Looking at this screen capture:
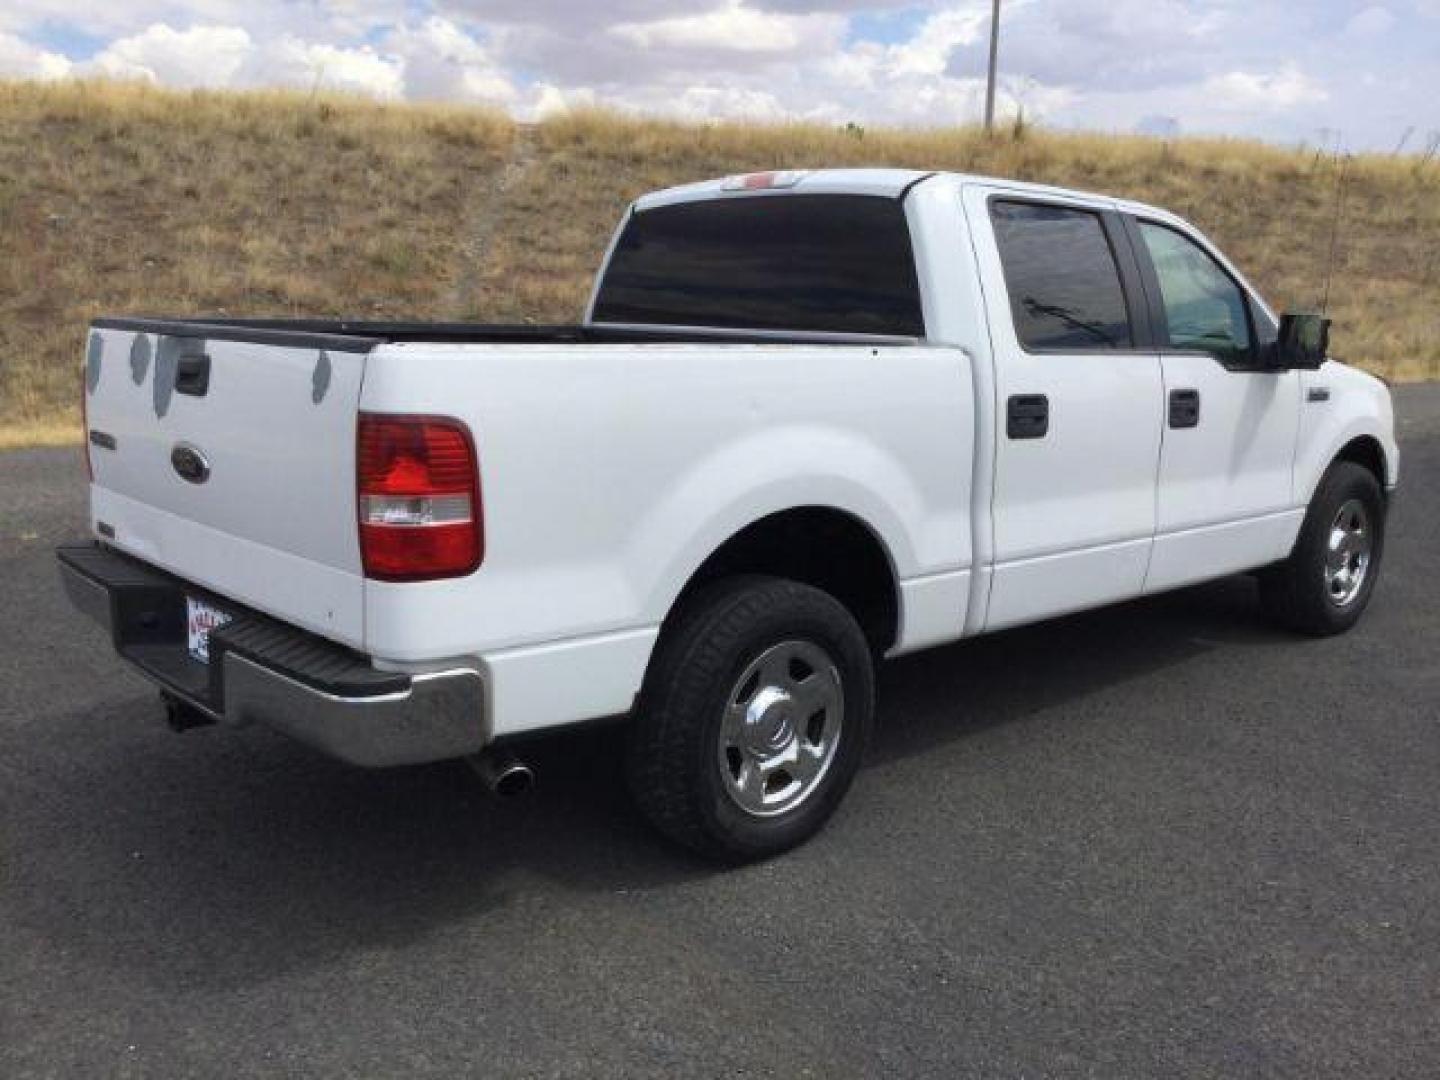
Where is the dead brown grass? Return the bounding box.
[0,80,512,437]
[0,419,78,450]
[2,82,1436,444]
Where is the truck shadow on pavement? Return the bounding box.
[12,574,1298,993]
[871,573,1294,763]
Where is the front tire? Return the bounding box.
[626,575,875,863]
[1260,461,1386,636]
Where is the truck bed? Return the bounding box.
[91,316,918,350]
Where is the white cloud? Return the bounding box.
[484,0,1054,129]
[570,81,791,122]
[532,1,1056,129]
[84,24,252,87]
[69,20,403,98]
[1204,64,1329,110]
[0,31,71,79]
[439,0,696,29]
[525,82,596,118]
[1344,5,1397,36]
[751,0,917,9]
[889,4,990,77]
[0,1,409,39]
[610,2,843,56]
[241,37,403,98]
[946,0,1228,92]
[385,16,517,103]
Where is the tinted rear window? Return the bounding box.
[592,195,924,337]
[990,201,1134,350]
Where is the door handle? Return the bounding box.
[174,352,211,397]
[1007,394,1049,439]
[1168,388,1200,429]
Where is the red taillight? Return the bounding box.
[357,414,483,581]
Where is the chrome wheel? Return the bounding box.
[717,640,844,818]
[1324,498,1372,608]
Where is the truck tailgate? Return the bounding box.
[83,320,375,648]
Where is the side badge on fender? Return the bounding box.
[171,442,211,484]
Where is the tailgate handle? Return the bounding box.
[175,352,211,397]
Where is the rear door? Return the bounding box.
[83,321,373,647]
[963,187,1163,631]
[1123,217,1301,592]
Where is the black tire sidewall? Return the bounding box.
[1290,462,1386,633]
[692,598,873,859]
[631,576,875,861]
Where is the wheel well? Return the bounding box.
[678,508,900,653]
[1335,436,1387,489]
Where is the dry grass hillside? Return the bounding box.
[2,80,1437,446]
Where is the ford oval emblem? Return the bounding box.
[171,442,211,484]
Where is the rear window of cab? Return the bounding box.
[591,194,925,338]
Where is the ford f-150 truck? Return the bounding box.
[59,168,1398,861]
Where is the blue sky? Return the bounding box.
[846,7,930,45]
[1,1,1437,150]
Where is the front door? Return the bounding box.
[1124,216,1301,593]
[964,188,1164,631]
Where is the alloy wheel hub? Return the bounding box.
[716,640,844,818]
[1324,498,1373,608]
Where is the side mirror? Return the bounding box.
[1274,311,1331,370]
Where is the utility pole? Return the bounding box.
[984,0,1001,131]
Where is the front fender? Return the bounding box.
[1294,362,1399,506]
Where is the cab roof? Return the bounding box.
[632,169,933,209]
[632,168,1174,223]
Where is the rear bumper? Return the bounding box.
[57,543,487,767]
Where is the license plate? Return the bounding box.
[186,596,233,664]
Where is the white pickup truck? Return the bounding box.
[60,168,1398,861]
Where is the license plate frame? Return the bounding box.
[186,595,233,664]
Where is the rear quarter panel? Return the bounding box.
[358,342,975,664]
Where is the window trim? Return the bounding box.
[986,195,1157,357]
[1120,214,1266,372]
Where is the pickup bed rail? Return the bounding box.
[91,316,920,349]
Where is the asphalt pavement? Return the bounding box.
[3,386,1438,1078]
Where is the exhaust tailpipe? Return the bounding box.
[468,747,535,798]
[160,690,215,732]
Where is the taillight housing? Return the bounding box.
[357,413,483,581]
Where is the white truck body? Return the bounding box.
[66,169,1399,762]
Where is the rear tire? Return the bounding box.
[1260,461,1385,636]
[626,575,875,863]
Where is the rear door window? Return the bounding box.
[591,195,924,337]
[990,201,1135,350]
